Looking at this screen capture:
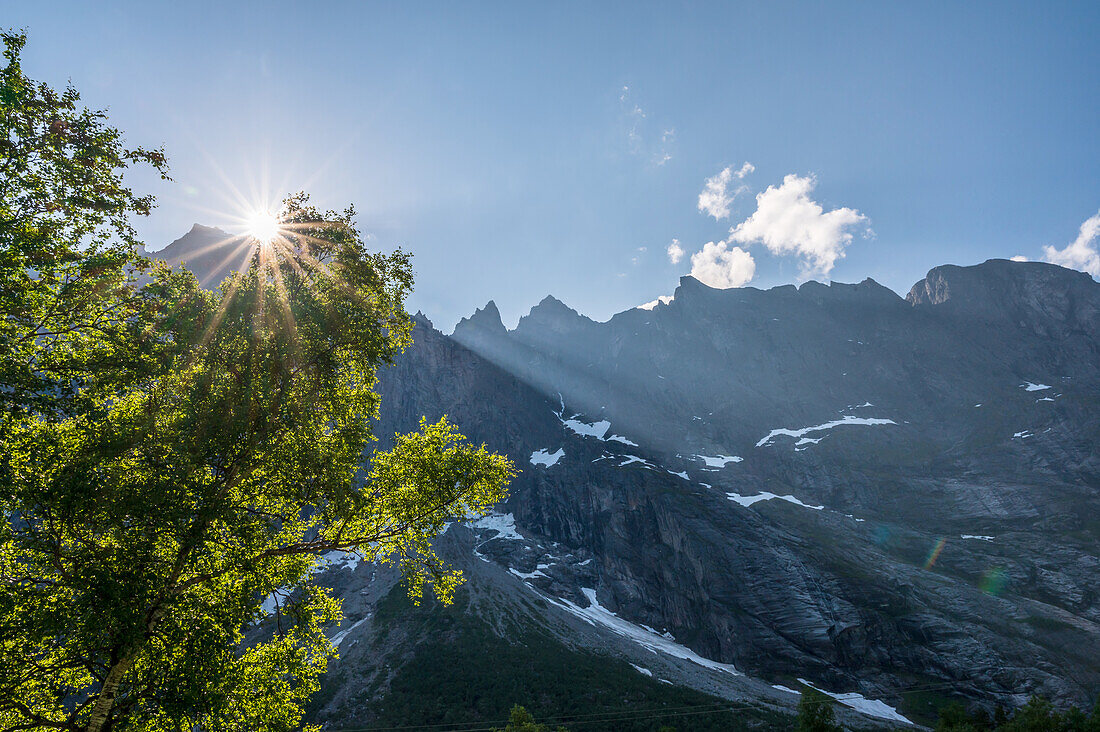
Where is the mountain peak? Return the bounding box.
[452,300,506,337]
[907,258,1100,336]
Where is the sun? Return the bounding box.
[245,210,280,243]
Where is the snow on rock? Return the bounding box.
[562,417,612,439]
[630,663,654,677]
[961,535,994,541]
[530,448,565,467]
[619,455,655,468]
[554,398,638,446]
[469,512,524,541]
[315,550,361,573]
[547,588,741,676]
[727,492,824,511]
[560,415,637,446]
[797,678,913,725]
[756,415,896,448]
[328,616,370,649]
[510,568,548,580]
[1021,382,1052,392]
[693,454,743,468]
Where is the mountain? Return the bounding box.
[156,235,1100,728]
[146,224,251,286]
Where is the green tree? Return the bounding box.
[935,701,985,732]
[0,31,512,732]
[796,688,842,732]
[492,705,569,732]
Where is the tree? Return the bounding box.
[796,688,842,732]
[0,31,513,732]
[492,705,569,732]
[935,701,985,732]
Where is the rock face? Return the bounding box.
[155,232,1100,725]
[443,259,1100,714]
[145,224,251,286]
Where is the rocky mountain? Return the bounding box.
[145,224,251,286]
[155,233,1100,729]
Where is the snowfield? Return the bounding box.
[529,448,564,467]
[693,454,743,468]
[1020,381,1051,391]
[547,588,741,676]
[798,678,912,725]
[727,492,824,511]
[756,415,896,447]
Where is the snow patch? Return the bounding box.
[727,492,824,511]
[693,454,743,468]
[772,684,800,695]
[667,470,690,480]
[316,550,361,573]
[555,401,637,446]
[328,616,369,649]
[630,663,654,677]
[469,513,524,541]
[562,417,611,439]
[619,455,655,468]
[547,588,741,676]
[530,448,564,467]
[961,535,994,541]
[797,679,912,725]
[1013,430,1033,439]
[757,415,896,448]
[510,568,548,580]
[1021,382,1051,392]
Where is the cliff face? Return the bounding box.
[442,260,1100,711]
[157,231,1100,724]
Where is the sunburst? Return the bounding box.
[244,209,281,244]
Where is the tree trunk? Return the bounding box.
[84,652,136,732]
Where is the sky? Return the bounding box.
[9,1,1100,329]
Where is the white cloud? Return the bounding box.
[690,241,756,288]
[697,163,752,220]
[1010,255,1028,262]
[1042,211,1100,277]
[728,174,866,278]
[638,295,674,311]
[666,239,685,264]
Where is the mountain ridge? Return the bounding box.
[154,228,1100,726]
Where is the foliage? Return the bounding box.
[492,705,569,732]
[0,31,512,732]
[936,695,1100,732]
[796,687,842,732]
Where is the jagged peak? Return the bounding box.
[188,223,230,236]
[452,300,506,336]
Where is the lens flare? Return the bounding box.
[923,537,946,569]
[980,567,1008,595]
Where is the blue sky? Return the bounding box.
[9,1,1100,328]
